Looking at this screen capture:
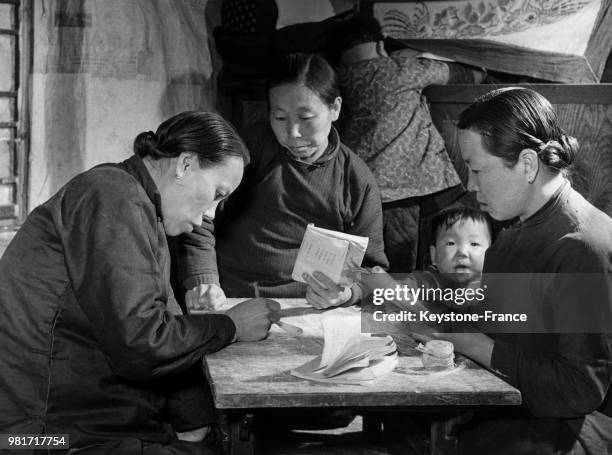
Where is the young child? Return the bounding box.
[425,206,492,289]
[334,13,485,273]
[357,207,492,309]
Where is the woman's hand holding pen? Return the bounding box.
[225,298,280,342]
[249,281,303,335]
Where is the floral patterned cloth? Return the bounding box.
[337,50,461,203]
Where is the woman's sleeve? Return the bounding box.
[173,217,220,290]
[61,174,235,382]
[492,333,612,418]
[490,239,612,417]
[173,123,263,290]
[392,50,450,88]
[346,166,389,270]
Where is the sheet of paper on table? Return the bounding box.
[221,298,359,339]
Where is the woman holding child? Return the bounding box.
[315,86,612,452]
[429,88,612,453]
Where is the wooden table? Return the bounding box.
[203,299,521,455]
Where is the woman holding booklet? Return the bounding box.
[414,88,612,454]
[178,52,388,305]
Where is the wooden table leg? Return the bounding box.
[218,412,255,455]
[430,411,474,455]
[362,412,384,443]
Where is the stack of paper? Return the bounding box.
[291,312,398,384]
[291,224,369,285]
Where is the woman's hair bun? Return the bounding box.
[132,111,249,167]
[133,130,159,158]
[538,134,577,171]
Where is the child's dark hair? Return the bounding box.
[335,12,384,53]
[267,53,340,105]
[457,88,577,176]
[133,111,249,168]
[431,207,493,244]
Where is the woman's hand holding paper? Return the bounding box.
[303,271,354,309]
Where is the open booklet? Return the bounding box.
[291,224,369,286]
[291,312,398,384]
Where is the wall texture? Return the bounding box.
[29,0,222,208]
[27,0,353,210]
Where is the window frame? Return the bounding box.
[0,0,31,226]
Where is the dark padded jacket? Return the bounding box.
[0,155,235,449]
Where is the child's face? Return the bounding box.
[429,219,491,284]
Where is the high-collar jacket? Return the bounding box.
[0,155,235,448]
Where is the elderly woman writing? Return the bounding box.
[0,112,278,454]
[419,88,612,453]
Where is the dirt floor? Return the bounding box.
[254,415,431,455]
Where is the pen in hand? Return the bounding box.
[250,281,303,337]
[273,319,303,336]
